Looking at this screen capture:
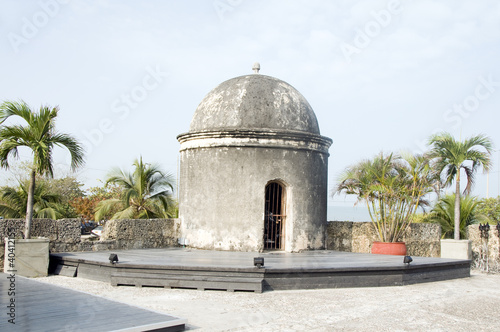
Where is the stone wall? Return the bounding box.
[1,218,180,269]
[0,218,82,268]
[467,224,500,272]
[2,218,444,269]
[102,218,180,249]
[326,221,442,257]
[0,218,81,251]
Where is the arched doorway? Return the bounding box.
[264,181,286,250]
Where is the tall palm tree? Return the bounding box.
[429,194,488,239]
[94,157,176,221]
[0,182,64,219]
[0,100,84,238]
[428,133,493,240]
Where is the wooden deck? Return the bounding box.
[50,248,471,292]
[0,272,186,332]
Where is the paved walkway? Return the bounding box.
[34,270,500,331]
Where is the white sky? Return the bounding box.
[1,0,500,210]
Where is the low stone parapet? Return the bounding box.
[102,218,180,249]
[326,221,441,257]
[1,218,181,269]
[1,218,82,268]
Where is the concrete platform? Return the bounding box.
[50,248,471,293]
[0,272,186,332]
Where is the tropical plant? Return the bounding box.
[71,182,122,221]
[335,152,434,242]
[0,182,65,219]
[428,132,493,240]
[0,160,85,217]
[94,157,176,221]
[3,160,85,198]
[476,196,500,224]
[428,194,489,239]
[0,100,84,238]
[42,176,85,218]
[409,212,432,224]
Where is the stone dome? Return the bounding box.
[189,73,321,135]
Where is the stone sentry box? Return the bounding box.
[177,64,332,252]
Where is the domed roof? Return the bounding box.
[189,71,321,135]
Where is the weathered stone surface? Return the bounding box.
[352,222,377,253]
[0,219,24,239]
[467,224,500,272]
[326,221,353,252]
[4,238,49,277]
[90,240,117,251]
[0,218,80,243]
[1,218,180,269]
[189,74,321,134]
[178,71,332,252]
[327,221,441,257]
[102,218,180,249]
[404,223,442,257]
[1,218,82,268]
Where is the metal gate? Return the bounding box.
[264,182,286,250]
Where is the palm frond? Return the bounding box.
[51,133,85,170]
[0,100,33,124]
[94,157,176,221]
[95,198,124,221]
[429,194,488,238]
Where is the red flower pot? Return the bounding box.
[371,242,407,256]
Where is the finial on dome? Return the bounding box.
[252,62,260,74]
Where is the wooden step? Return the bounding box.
[110,271,264,293]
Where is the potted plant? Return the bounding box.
[427,132,493,260]
[335,152,434,255]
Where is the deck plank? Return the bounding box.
[0,273,186,332]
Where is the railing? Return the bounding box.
[264,213,284,250]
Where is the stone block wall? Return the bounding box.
[1,218,82,268]
[2,218,444,269]
[404,223,442,257]
[1,218,180,269]
[467,224,500,272]
[326,221,441,257]
[102,218,181,249]
[1,218,81,249]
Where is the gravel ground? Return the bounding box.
[36,271,500,331]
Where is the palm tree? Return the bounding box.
[94,157,176,221]
[0,182,64,219]
[429,194,488,239]
[428,133,493,240]
[335,152,434,242]
[0,100,84,238]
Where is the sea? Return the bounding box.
[327,204,371,222]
